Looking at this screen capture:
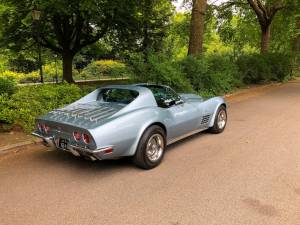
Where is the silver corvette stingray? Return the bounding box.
[32,84,227,169]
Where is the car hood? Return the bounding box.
[40,101,126,129]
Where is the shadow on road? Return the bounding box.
[167,130,210,151]
[32,148,135,175]
[29,130,210,174]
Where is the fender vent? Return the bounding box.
[201,115,211,124]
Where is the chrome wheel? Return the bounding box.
[146,134,164,162]
[217,109,227,129]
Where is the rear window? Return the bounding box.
[98,88,139,104]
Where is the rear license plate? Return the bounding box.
[58,138,69,150]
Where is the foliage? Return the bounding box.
[6,70,34,82]
[236,53,293,83]
[217,12,260,55]
[0,70,39,83]
[43,61,62,81]
[80,60,132,80]
[0,76,16,95]
[8,54,38,73]
[109,0,173,55]
[181,54,241,95]
[163,12,190,59]
[216,0,300,54]
[0,0,174,82]
[0,83,84,132]
[130,53,193,92]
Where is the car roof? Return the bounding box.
[102,83,171,92]
[134,83,171,89]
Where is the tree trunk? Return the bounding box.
[188,0,207,56]
[246,0,285,55]
[62,52,75,83]
[260,24,271,54]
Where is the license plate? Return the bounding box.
[58,138,69,150]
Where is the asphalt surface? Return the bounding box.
[1,80,300,225]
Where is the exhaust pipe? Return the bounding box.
[84,155,97,161]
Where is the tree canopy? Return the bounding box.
[0,0,173,82]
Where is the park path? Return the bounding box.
[1,79,300,225]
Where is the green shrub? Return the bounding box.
[181,54,241,95]
[0,70,40,83]
[236,53,293,84]
[80,60,132,80]
[265,53,293,82]
[0,77,16,95]
[130,53,193,92]
[42,62,63,82]
[0,83,84,132]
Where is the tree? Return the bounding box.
[140,0,173,57]
[104,0,173,60]
[292,18,300,65]
[188,0,207,55]
[246,0,285,54]
[163,13,191,59]
[0,0,140,83]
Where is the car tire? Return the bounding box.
[133,125,166,169]
[208,105,227,134]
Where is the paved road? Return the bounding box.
[1,80,300,225]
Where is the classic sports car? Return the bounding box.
[32,84,227,169]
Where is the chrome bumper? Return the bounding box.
[32,132,56,149]
[32,132,114,160]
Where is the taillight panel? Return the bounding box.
[38,123,51,134]
[44,124,51,134]
[37,123,43,132]
[82,133,90,144]
[73,131,81,142]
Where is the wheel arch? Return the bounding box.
[128,121,167,156]
[208,100,227,128]
[146,122,167,136]
[221,103,227,108]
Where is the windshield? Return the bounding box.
[98,88,139,104]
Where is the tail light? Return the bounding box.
[38,123,50,134]
[73,131,81,142]
[103,147,113,154]
[82,133,90,144]
[43,124,51,134]
[38,123,43,132]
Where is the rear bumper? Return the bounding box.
[32,132,114,160]
[32,132,56,149]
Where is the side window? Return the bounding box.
[146,86,181,108]
[98,88,139,104]
[165,87,181,102]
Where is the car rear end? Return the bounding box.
[32,119,114,161]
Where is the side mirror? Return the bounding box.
[175,99,184,105]
[164,99,184,107]
[164,99,175,107]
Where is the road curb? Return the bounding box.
[0,139,43,156]
[225,82,282,103]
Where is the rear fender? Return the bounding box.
[89,107,168,157]
[127,119,167,156]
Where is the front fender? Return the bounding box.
[208,97,227,127]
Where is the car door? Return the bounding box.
[166,100,201,140]
[160,87,201,140]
